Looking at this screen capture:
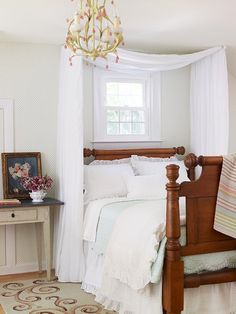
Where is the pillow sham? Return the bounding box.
[90,157,130,165]
[131,155,178,175]
[84,163,135,204]
[126,161,189,199]
[131,158,188,181]
[126,175,166,199]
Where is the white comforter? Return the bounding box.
[83,197,185,291]
[103,198,185,290]
[104,200,165,290]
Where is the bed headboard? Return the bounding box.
[84,146,185,160]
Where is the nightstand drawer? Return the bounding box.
[0,209,37,223]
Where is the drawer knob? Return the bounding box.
[11,213,15,218]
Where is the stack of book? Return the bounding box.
[0,199,21,206]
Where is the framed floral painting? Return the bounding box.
[1,152,42,199]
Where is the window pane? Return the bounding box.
[106,94,119,107]
[107,110,119,122]
[120,123,132,134]
[119,83,143,97]
[132,111,145,122]
[107,122,119,135]
[106,82,143,107]
[120,110,131,122]
[132,123,145,134]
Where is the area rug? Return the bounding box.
[0,278,115,314]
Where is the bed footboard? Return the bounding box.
[163,155,236,313]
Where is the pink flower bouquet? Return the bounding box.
[20,175,53,192]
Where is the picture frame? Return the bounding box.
[1,152,42,199]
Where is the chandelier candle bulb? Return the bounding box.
[113,17,122,34]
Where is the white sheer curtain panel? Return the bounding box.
[55,48,85,282]
[190,48,229,155]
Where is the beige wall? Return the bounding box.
[0,42,60,186]
[0,42,60,274]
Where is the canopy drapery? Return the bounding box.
[55,46,229,282]
[55,49,85,282]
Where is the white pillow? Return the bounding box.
[126,161,189,199]
[84,164,134,204]
[90,157,130,165]
[126,175,166,199]
[131,158,189,182]
[131,155,178,175]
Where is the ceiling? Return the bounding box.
[0,0,236,75]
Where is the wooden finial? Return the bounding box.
[184,153,199,169]
[83,148,95,158]
[184,153,199,181]
[166,164,180,185]
[176,146,185,156]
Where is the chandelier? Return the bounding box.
[65,0,124,63]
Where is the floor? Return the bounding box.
[0,271,48,283]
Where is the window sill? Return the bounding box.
[92,139,164,143]
[91,140,164,150]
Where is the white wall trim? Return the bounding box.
[0,262,46,275]
[0,98,15,275]
[0,98,14,152]
[93,68,162,143]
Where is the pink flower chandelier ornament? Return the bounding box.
[65,0,124,64]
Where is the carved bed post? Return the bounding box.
[163,165,184,314]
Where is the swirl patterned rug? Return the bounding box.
[0,279,115,314]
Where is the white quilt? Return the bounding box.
[103,198,186,290]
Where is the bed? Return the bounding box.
[83,147,236,314]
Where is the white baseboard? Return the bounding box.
[0,262,46,276]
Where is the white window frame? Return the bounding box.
[93,67,161,143]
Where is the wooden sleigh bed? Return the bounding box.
[84,146,236,314]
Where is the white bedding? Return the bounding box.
[82,197,236,314]
[103,199,185,290]
[83,197,128,242]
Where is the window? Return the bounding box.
[94,68,161,142]
[106,81,146,136]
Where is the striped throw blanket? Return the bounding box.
[214,154,236,238]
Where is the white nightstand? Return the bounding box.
[0,198,64,280]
